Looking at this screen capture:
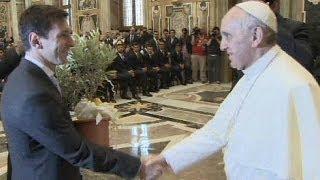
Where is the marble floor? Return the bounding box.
[0,82,231,180]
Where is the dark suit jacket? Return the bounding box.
[125,34,139,46]
[104,38,114,47]
[166,37,179,52]
[0,48,22,80]
[143,53,160,68]
[111,54,134,73]
[157,50,170,67]
[127,52,147,70]
[277,14,314,71]
[171,51,184,66]
[1,59,141,180]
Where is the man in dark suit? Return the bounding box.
[157,41,172,89]
[1,5,141,180]
[167,30,180,53]
[143,44,161,92]
[0,45,23,80]
[171,43,186,85]
[263,0,314,71]
[127,43,152,97]
[111,42,141,100]
[125,27,139,47]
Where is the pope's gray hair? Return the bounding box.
[240,12,277,45]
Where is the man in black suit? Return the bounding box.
[1,5,141,180]
[0,45,23,80]
[127,43,152,97]
[262,0,314,71]
[125,27,139,47]
[112,42,141,100]
[157,41,172,89]
[143,44,161,92]
[167,30,180,53]
[171,43,186,85]
[103,31,113,47]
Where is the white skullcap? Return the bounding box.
[236,1,277,32]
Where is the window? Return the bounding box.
[123,0,133,26]
[123,0,144,26]
[135,0,144,26]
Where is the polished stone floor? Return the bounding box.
[0,82,231,180]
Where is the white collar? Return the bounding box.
[25,53,55,78]
[242,45,279,77]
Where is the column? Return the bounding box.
[25,0,32,8]
[10,0,19,41]
[100,0,111,33]
[43,0,53,5]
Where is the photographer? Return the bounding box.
[206,27,222,83]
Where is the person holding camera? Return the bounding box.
[207,27,222,84]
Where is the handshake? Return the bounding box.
[139,154,170,180]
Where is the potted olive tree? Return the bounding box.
[56,30,118,146]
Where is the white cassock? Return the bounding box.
[162,45,320,180]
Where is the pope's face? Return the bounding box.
[39,21,74,66]
[220,8,253,70]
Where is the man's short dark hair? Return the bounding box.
[132,42,140,47]
[163,29,169,32]
[19,5,68,50]
[146,43,154,49]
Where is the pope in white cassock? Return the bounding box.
[141,1,320,180]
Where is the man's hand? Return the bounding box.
[142,67,147,72]
[140,155,168,180]
[129,70,135,77]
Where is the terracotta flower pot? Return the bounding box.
[73,118,110,147]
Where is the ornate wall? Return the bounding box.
[0,3,10,39]
[147,0,229,35]
[71,0,100,35]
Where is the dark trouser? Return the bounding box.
[171,65,185,84]
[207,54,221,83]
[147,69,160,91]
[159,66,171,88]
[96,80,115,101]
[184,64,192,82]
[118,72,137,96]
[134,70,149,93]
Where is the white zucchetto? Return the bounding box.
[236,1,278,32]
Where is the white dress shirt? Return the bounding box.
[162,45,320,180]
